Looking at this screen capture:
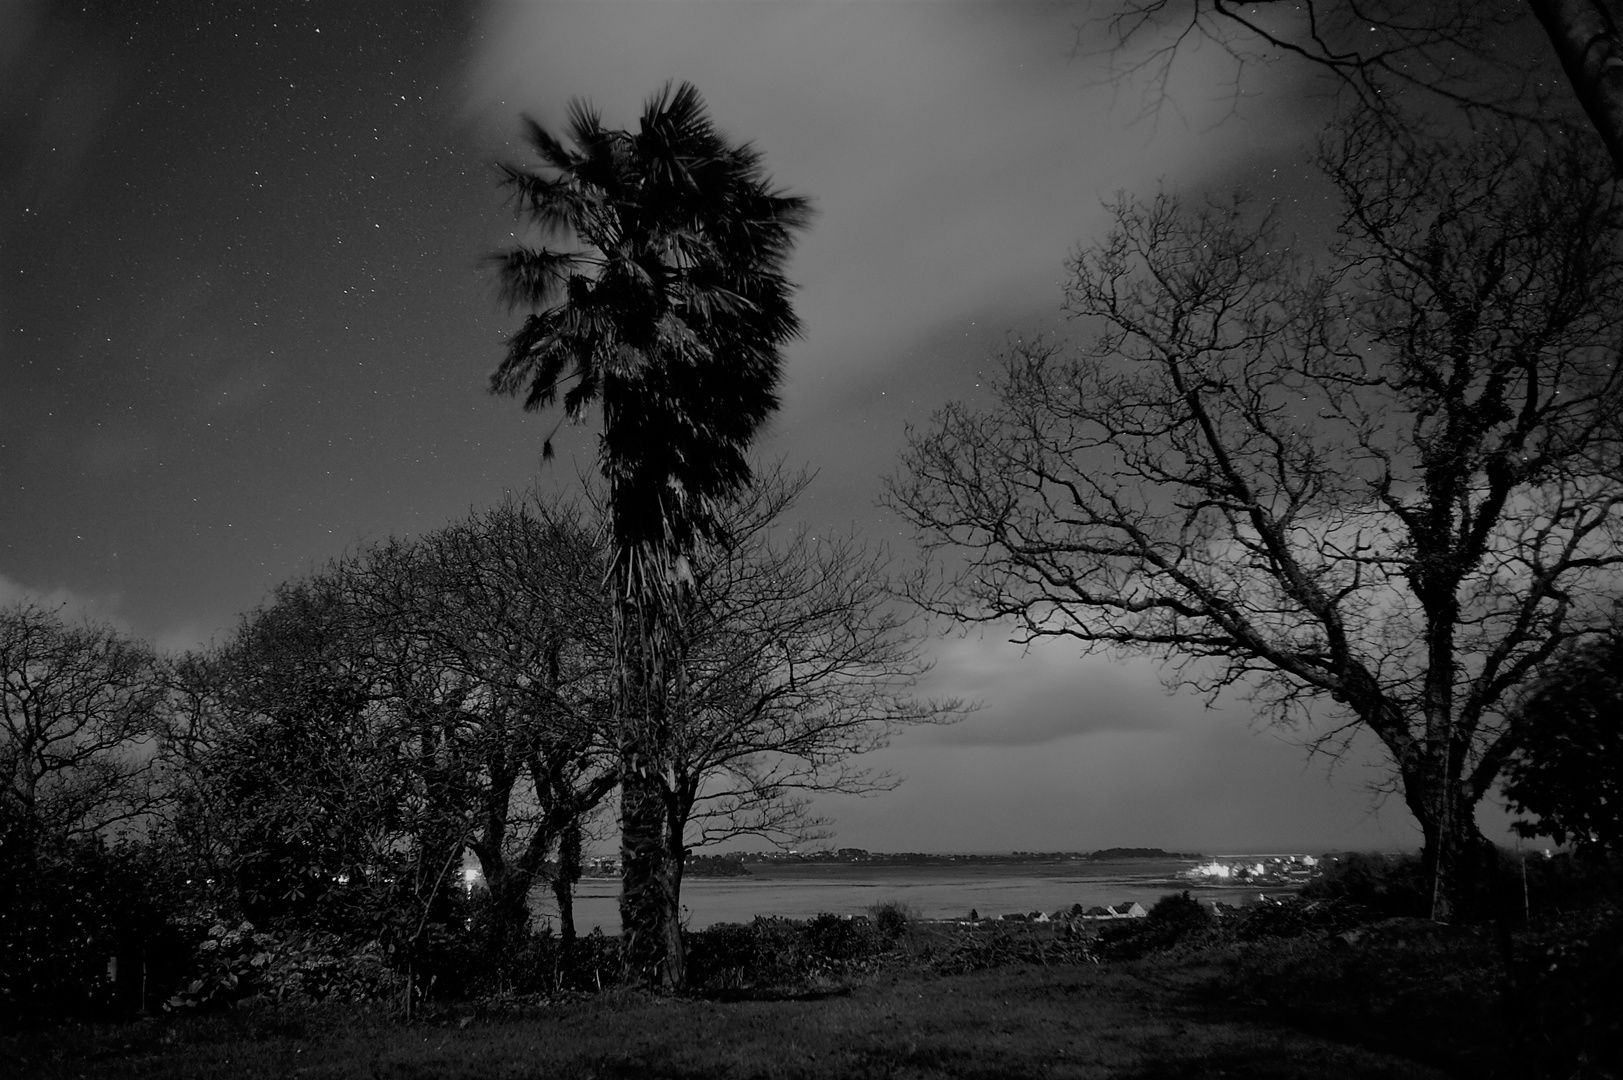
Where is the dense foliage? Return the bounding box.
[1299,852,1430,917]
[1501,634,1623,856]
[0,837,189,1017]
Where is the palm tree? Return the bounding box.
[489,82,811,987]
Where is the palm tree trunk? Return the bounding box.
[619,763,680,984]
[615,587,684,987]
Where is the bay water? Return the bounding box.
[529,858,1288,933]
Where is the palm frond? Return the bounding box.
[565,98,605,154]
[489,82,813,564]
[521,116,579,173]
[497,165,607,246]
[490,246,586,310]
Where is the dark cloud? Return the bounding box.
[1,0,1473,853]
[914,637,1186,748]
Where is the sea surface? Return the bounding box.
[529,858,1294,933]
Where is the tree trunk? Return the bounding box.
[661,794,690,990]
[552,820,581,946]
[1528,0,1623,176]
[612,562,690,989]
[481,858,534,959]
[618,764,682,985]
[1407,776,1490,922]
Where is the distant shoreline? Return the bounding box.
[543,856,1305,930]
[628,847,1210,879]
[734,846,1207,864]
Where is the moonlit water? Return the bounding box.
[529,859,1288,933]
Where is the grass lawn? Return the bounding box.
[5,960,1449,1080]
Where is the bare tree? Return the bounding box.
[1101,1,1623,174]
[888,118,1623,920]
[628,467,954,985]
[377,497,618,948]
[0,602,165,851]
[170,573,417,927]
[171,497,619,954]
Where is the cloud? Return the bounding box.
[0,571,129,629]
[0,571,215,654]
[460,2,1331,413]
[817,718,1425,854]
[915,633,1188,747]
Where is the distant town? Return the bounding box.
[575,849,1332,889]
[585,847,1213,878]
[1180,854,1322,888]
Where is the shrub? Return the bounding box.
[162,912,408,1011]
[1300,847,1619,925]
[925,923,1095,975]
[1094,892,1217,960]
[1230,896,1370,941]
[0,836,192,1017]
[1504,849,1623,916]
[868,900,917,939]
[1300,851,1428,917]
[1149,890,1212,931]
[685,914,896,991]
[804,912,891,967]
[1515,904,1623,1078]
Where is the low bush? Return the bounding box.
[867,901,917,940]
[1230,896,1371,941]
[685,914,897,991]
[0,836,193,1018]
[163,917,405,1010]
[1094,891,1218,960]
[924,922,1095,975]
[1512,903,1623,1079]
[1300,851,1428,917]
[1303,847,1623,925]
[160,879,490,1012]
[1510,849,1623,915]
[1208,902,1623,1078]
[1149,890,1211,931]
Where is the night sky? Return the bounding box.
[2,0,1522,855]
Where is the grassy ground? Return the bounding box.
[5,960,1448,1080]
[8,906,1616,1079]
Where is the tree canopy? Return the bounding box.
[1,602,165,851]
[1501,633,1623,856]
[888,116,1623,919]
[1104,1,1623,173]
[489,80,813,572]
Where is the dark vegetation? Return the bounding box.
[1501,632,1623,856]
[4,854,1618,1078]
[0,468,938,1017]
[8,40,1623,1073]
[3,562,1617,1075]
